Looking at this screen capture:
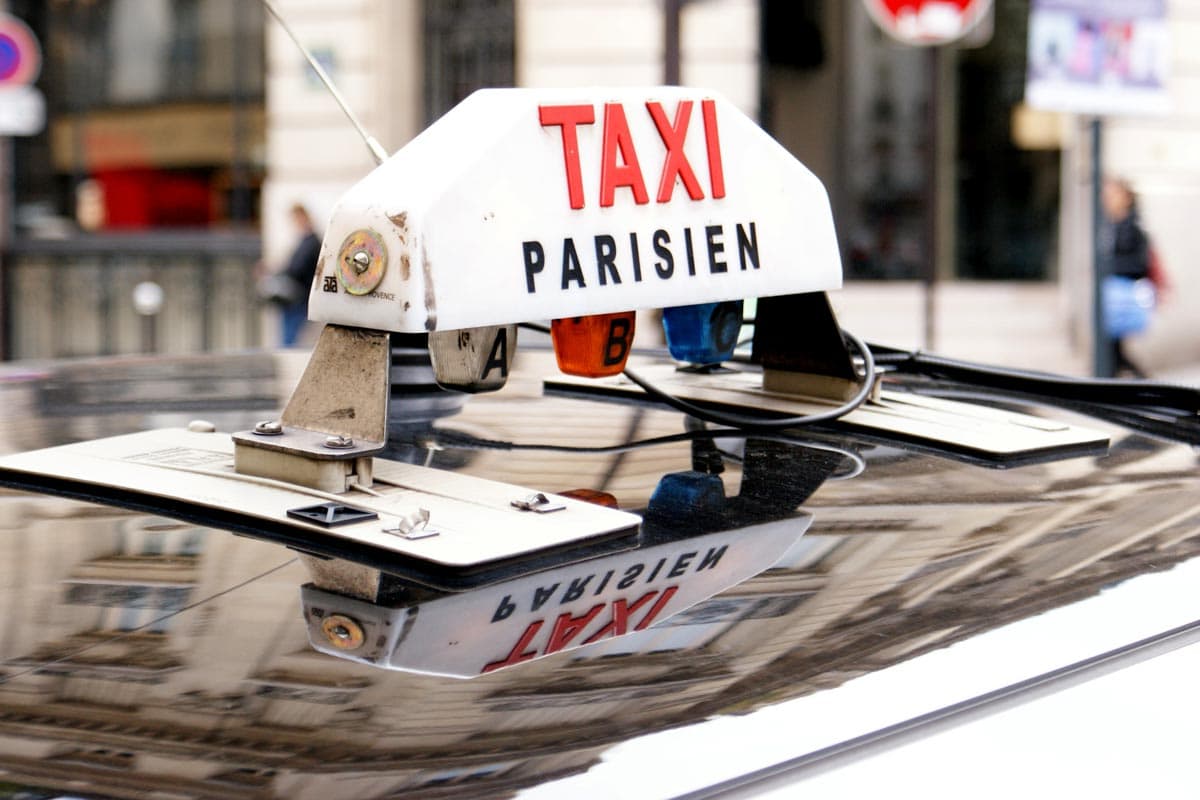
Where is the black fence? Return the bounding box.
[1,232,262,361]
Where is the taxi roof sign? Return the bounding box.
[309,87,842,333]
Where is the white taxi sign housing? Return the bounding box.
[310,87,842,333]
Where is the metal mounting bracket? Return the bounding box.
[752,291,861,401]
[233,324,391,493]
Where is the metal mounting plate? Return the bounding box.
[546,362,1110,466]
[0,428,641,591]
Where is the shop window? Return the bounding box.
[10,0,264,232]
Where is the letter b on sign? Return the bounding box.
[551,311,637,377]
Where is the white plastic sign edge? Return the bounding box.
[309,87,842,333]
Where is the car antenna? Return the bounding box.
[260,0,389,165]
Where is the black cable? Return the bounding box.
[532,313,1196,440]
[621,328,876,430]
[856,344,1200,444]
[420,427,867,479]
[916,383,1200,445]
[871,343,1200,411]
[525,314,873,430]
[732,323,1197,413]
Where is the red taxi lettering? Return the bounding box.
[634,585,678,630]
[539,99,726,209]
[480,586,681,675]
[702,99,726,199]
[600,103,649,207]
[647,100,704,203]
[584,590,659,644]
[539,104,595,210]
[545,604,606,654]
[481,620,544,673]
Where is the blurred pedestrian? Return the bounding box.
[260,203,320,347]
[1100,177,1155,378]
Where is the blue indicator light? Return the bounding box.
[647,471,725,523]
[662,300,744,365]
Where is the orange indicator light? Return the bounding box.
[559,488,620,508]
[550,311,636,377]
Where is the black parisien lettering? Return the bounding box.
[523,222,759,293]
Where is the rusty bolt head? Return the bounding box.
[336,229,387,295]
[320,614,365,650]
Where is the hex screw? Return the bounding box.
[324,434,355,449]
[320,614,365,650]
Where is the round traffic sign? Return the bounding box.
[0,13,41,85]
[863,0,992,46]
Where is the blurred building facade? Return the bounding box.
[262,0,1075,361]
[3,0,1200,374]
[1,0,265,360]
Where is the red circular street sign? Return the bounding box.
[0,12,41,85]
[864,0,992,46]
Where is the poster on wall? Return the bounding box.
[1025,0,1169,116]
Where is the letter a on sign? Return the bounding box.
[429,324,519,392]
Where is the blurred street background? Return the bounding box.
[0,0,1196,379]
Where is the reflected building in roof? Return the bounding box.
[0,355,1198,797]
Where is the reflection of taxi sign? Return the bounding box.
[301,516,811,677]
[310,87,841,384]
[0,13,40,85]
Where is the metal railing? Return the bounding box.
[1,232,262,361]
